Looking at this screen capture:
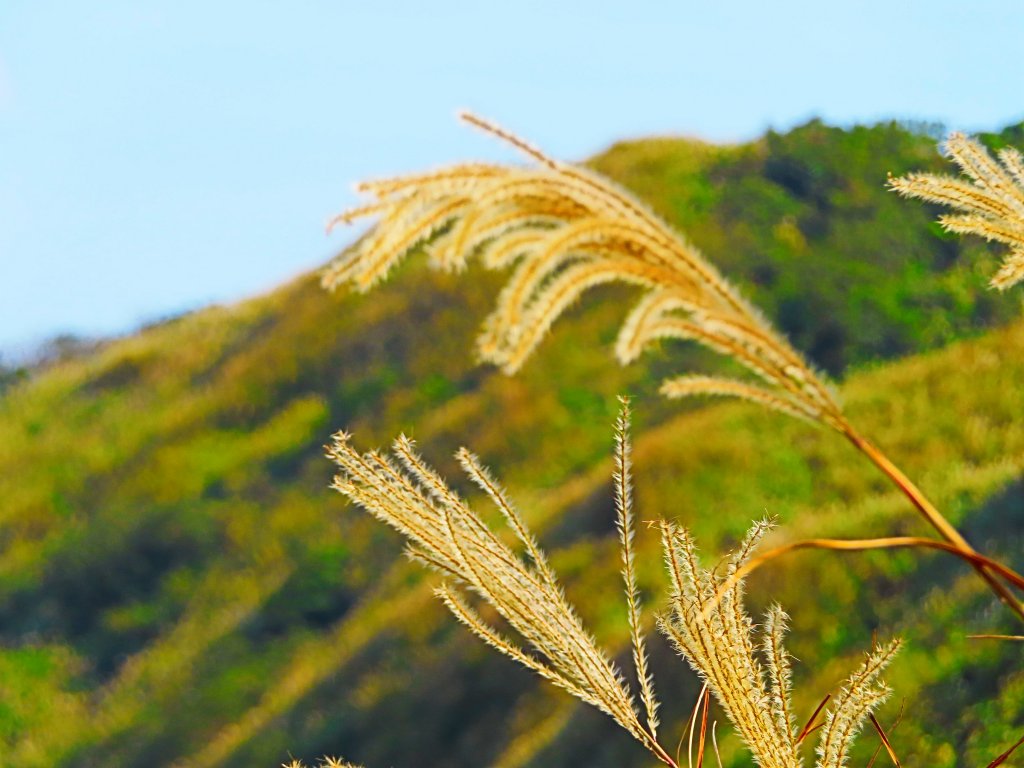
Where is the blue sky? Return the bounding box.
[2,1,1022,359]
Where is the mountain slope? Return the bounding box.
[1,119,1022,767]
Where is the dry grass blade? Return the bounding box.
[695,687,710,768]
[866,700,905,768]
[797,694,831,744]
[684,684,709,768]
[868,713,901,767]
[716,535,1024,602]
[889,131,1024,290]
[839,431,1024,622]
[710,722,723,768]
[967,634,1024,642]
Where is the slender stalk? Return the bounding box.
[703,534,1024,632]
[648,733,679,768]
[838,420,1024,622]
[728,536,1024,595]
[840,423,969,548]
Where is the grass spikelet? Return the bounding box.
[816,639,901,768]
[614,396,660,739]
[763,605,797,751]
[660,375,825,426]
[659,520,899,768]
[889,131,1024,290]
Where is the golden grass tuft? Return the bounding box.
[283,758,362,768]
[324,112,1024,622]
[328,404,898,767]
[658,518,900,768]
[324,112,844,432]
[315,116,1024,766]
[326,427,672,764]
[889,131,1024,290]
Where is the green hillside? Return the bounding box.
[1,119,1022,767]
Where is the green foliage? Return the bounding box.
[1,118,1022,766]
[0,646,86,755]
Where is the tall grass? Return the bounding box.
[325,113,1024,621]
[314,116,1024,765]
[327,401,899,767]
[889,131,1024,291]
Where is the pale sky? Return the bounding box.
[2,1,1023,359]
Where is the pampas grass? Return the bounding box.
[309,117,1024,767]
[327,403,899,767]
[658,518,900,768]
[324,113,1024,621]
[889,131,1024,290]
[324,112,842,431]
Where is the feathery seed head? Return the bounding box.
[889,131,1024,290]
[326,431,656,753]
[659,521,899,768]
[328,419,901,768]
[325,113,845,431]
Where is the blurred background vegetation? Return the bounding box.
[1,118,1023,767]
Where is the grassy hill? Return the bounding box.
[1,119,1023,767]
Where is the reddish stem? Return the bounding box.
[841,423,1024,623]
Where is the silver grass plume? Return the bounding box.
[326,426,675,765]
[323,112,845,431]
[889,131,1024,290]
[322,114,1024,622]
[658,519,900,768]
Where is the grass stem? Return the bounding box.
[840,421,1024,622]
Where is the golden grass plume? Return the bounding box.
[326,422,674,764]
[659,518,900,768]
[327,403,899,767]
[323,113,1024,623]
[324,112,844,431]
[889,131,1024,290]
